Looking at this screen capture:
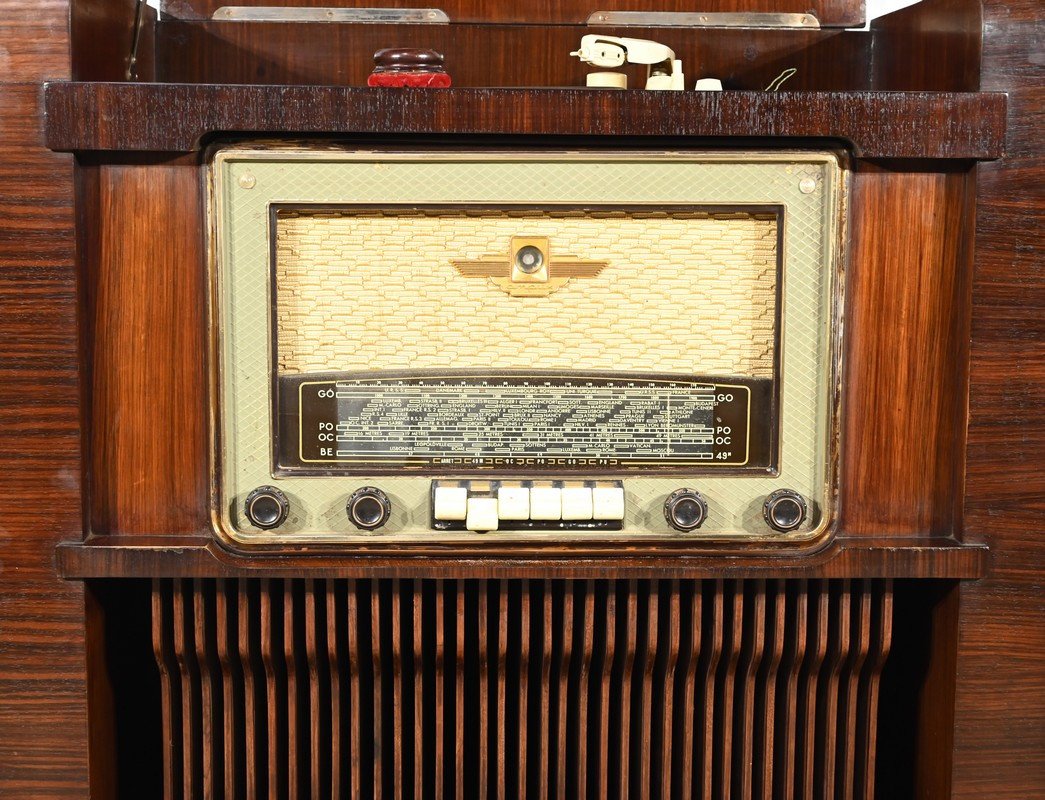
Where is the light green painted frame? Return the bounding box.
[210,147,848,549]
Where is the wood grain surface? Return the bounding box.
[0,0,1041,796]
[0,2,88,797]
[160,0,866,27]
[152,21,876,92]
[57,145,993,571]
[43,83,1007,160]
[146,578,893,798]
[952,0,1045,796]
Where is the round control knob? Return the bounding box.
[244,486,290,530]
[347,487,392,531]
[763,489,807,532]
[664,489,709,532]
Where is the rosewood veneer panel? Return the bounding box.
[952,0,1045,796]
[842,165,974,536]
[81,163,209,534]
[0,5,88,797]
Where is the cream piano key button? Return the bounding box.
[529,486,562,521]
[433,486,468,521]
[465,497,499,532]
[497,486,530,521]
[592,486,625,521]
[561,487,594,520]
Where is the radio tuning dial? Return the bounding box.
[347,487,392,530]
[763,489,807,532]
[245,486,290,530]
[664,489,708,532]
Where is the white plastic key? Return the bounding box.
[497,486,530,521]
[529,487,562,520]
[465,497,499,532]
[433,486,468,521]
[592,486,626,520]
[561,487,594,520]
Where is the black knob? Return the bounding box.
[763,489,807,532]
[664,489,709,532]
[347,487,392,530]
[244,486,290,530]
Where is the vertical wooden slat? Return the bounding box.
[595,582,617,800]
[325,582,343,800]
[736,581,767,799]
[434,580,446,800]
[555,583,575,800]
[676,582,702,800]
[818,582,852,798]
[216,581,240,800]
[238,582,260,800]
[263,580,285,800]
[758,581,787,800]
[798,582,829,800]
[173,580,200,800]
[839,583,873,800]
[305,581,323,799]
[285,581,301,800]
[715,582,745,800]
[575,581,596,800]
[777,581,808,800]
[391,581,404,800]
[858,584,893,800]
[617,581,639,799]
[518,582,532,800]
[638,581,660,799]
[697,581,724,800]
[152,581,179,800]
[479,582,490,800]
[192,580,216,799]
[371,581,385,800]
[658,581,681,800]
[346,581,363,799]
[455,581,466,800]
[537,581,553,800]
[496,583,509,800]
[413,581,425,799]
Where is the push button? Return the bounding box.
[561,486,594,520]
[433,486,468,521]
[497,486,530,520]
[592,486,625,520]
[529,486,562,520]
[466,497,499,532]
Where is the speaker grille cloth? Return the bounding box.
[275,209,777,378]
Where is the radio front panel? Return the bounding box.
[211,149,846,547]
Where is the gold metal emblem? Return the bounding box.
[451,236,608,297]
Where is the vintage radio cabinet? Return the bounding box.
[0,0,1040,798]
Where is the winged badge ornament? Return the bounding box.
[451,236,609,297]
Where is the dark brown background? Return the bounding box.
[0,1,1041,797]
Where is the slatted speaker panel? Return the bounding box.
[152,578,893,799]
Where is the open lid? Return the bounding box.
[162,1,867,28]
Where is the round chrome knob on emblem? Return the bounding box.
[664,489,709,532]
[347,487,392,530]
[244,486,290,530]
[763,489,807,532]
